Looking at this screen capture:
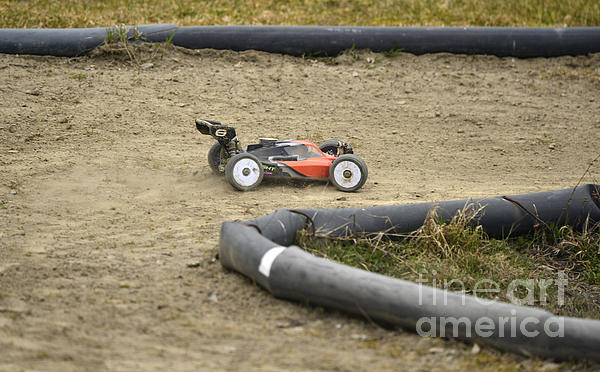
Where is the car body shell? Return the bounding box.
[248,139,336,179]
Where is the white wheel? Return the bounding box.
[225,153,264,191]
[232,158,261,186]
[333,161,361,187]
[329,154,368,192]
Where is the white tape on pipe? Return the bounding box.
[258,246,286,277]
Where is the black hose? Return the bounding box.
[1,25,599,58]
[172,26,600,57]
[220,185,600,361]
[0,24,177,57]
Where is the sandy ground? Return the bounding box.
[1,45,599,371]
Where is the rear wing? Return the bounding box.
[195,119,237,142]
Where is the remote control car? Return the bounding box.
[195,119,368,192]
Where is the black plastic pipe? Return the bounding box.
[172,26,600,57]
[1,25,599,58]
[293,183,600,239]
[220,185,600,361]
[0,24,177,57]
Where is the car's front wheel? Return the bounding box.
[329,154,368,192]
[319,139,343,156]
[225,153,264,191]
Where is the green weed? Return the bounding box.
[297,204,600,318]
[70,72,87,80]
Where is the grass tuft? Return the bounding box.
[297,205,600,319]
[94,25,177,65]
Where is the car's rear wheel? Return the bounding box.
[225,153,264,191]
[208,142,227,175]
[329,154,368,192]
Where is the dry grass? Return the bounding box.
[297,205,600,367]
[1,0,599,28]
[297,205,600,319]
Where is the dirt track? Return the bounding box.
[1,45,599,371]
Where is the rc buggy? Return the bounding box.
[195,119,368,192]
